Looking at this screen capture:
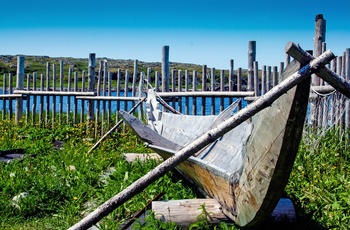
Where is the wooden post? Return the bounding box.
[248,41,256,91]
[237,68,242,110]
[26,74,30,124]
[229,59,234,104]
[9,73,13,119]
[192,70,197,115]
[67,68,72,124]
[253,61,259,96]
[279,62,284,83]
[87,53,96,133]
[52,64,56,127]
[177,70,182,113]
[162,46,170,92]
[311,14,326,126]
[39,74,44,126]
[59,60,64,125]
[273,66,278,87]
[15,56,25,124]
[211,68,215,115]
[132,59,138,96]
[220,69,225,112]
[116,68,121,122]
[124,69,129,111]
[201,65,207,115]
[345,48,350,128]
[184,70,189,115]
[155,71,160,92]
[313,14,326,86]
[32,72,37,124]
[261,65,266,95]
[81,70,86,123]
[45,62,50,125]
[266,66,271,92]
[2,74,7,119]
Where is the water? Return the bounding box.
[0,89,248,116]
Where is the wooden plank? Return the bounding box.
[123,153,162,163]
[76,96,142,101]
[152,199,229,226]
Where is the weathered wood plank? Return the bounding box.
[152,199,229,226]
[123,153,162,163]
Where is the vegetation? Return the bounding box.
[0,119,349,229]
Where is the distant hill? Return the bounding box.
[0,55,204,76]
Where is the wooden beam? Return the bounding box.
[156,91,255,98]
[13,90,95,96]
[76,96,142,101]
[152,199,229,226]
[123,153,163,163]
[286,41,350,98]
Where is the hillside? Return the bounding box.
[0,55,203,76]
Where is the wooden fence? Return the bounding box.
[1,14,349,136]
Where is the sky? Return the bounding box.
[1,0,350,69]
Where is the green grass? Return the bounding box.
[0,120,349,229]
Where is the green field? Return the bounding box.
[0,119,349,229]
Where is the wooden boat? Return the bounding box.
[119,62,311,226]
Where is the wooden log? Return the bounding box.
[266,66,271,92]
[273,66,278,87]
[68,49,335,230]
[247,41,256,91]
[124,69,129,111]
[107,72,112,126]
[152,199,229,226]
[237,68,242,110]
[313,14,326,86]
[162,46,169,92]
[123,153,162,163]
[152,198,296,227]
[285,42,350,98]
[15,56,24,124]
[39,74,44,126]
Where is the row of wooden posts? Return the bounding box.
[1,14,350,136]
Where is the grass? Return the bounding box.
[0,119,349,229]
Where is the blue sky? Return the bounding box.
[1,0,350,69]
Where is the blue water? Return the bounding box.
[0,89,247,116]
